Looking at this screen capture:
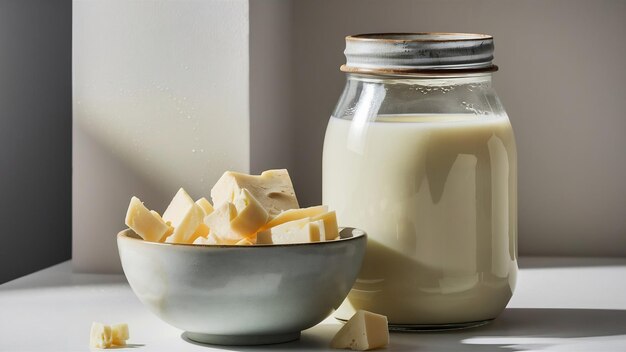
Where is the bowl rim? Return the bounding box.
[117,227,366,249]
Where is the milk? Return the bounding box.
[323,114,517,325]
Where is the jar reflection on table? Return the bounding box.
[322,33,517,329]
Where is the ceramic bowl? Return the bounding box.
[117,227,366,346]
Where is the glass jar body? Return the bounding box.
[322,73,517,328]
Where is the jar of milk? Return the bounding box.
[323,33,517,330]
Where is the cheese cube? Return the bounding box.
[186,223,210,244]
[203,202,238,240]
[262,205,328,230]
[149,210,174,232]
[193,232,219,245]
[163,188,194,225]
[231,188,269,236]
[330,310,389,351]
[256,217,320,244]
[162,188,205,244]
[312,211,339,240]
[203,191,268,242]
[196,197,214,216]
[111,323,129,346]
[256,230,272,244]
[235,236,255,245]
[211,169,299,217]
[90,322,112,349]
[125,197,172,242]
[310,219,326,242]
[193,231,241,245]
[149,210,163,221]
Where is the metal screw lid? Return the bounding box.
[341,33,497,75]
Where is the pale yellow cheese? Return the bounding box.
[256,230,272,244]
[235,236,255,245]
[312,211,339,240]
[231,188,269,236]
[211,169,299,217]
[261,205,328,230]
[90,322,129,349]
[186,223,210,244]
[256,217,320,244]
[203,190,268,243]
[193,231,241,245]
[195,197,214,216]
[89,322,112,349]
[203,202,238,241]
[193,232,219,245]
[111,323,129,346]
[149,210,163,221]
[163,188,195,226]
[330,310,389,351]
[125,171,340,247]
[163,188,205,244]
[150,210,175,238]
[125,197,172,242]
[310,219,326,242]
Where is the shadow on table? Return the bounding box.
[182,308,626,352]
[107,343,145,349]
[391,308,626,352]
[181,325,335,352]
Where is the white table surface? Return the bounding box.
[2,257,626,352]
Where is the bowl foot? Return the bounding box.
[184,331,301,346]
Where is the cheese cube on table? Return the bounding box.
[312,211,339,240]
[262,205,328,230]
[163,188,205,244]
[211,169,299,217]
[89,322,129,349]
[111,323,129,346]
[89,322,112,349]
[257,217,320,244]
[330,310,389,351]
[125,197,172,242]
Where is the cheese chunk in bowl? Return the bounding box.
[117,227,366,345]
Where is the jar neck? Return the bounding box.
[346,72,493,87]
[332,71,505,119]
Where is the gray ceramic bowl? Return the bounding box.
[117,227,366,346]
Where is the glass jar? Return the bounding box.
[323,33,517,330]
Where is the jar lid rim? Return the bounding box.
[346,32,493,43]
[343,32,496,75]
[340,64,499,76]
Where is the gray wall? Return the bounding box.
[0,0,72,283]
[291,0,626,257]
[250,0,295,175]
